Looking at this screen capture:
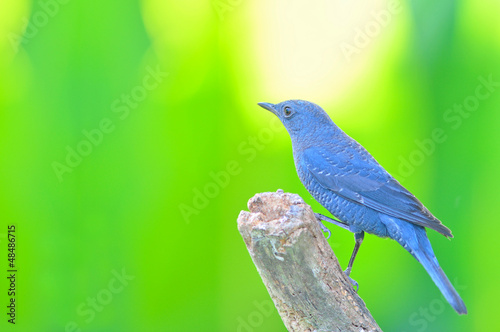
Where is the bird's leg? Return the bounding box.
[314,213,350,241]
[345,231,364,275]
[314,213,363,291]
[315,213,350,239]
[344,231,364,292]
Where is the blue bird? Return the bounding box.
[259,100,467,315]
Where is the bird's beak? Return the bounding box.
[258,102,276,114]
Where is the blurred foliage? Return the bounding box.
[1,0,499,331]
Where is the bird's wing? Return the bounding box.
[302,146,452,237]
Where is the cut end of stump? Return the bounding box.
[237,191,320,250]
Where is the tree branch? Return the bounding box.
[237,191,382,332]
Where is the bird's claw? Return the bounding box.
[344,271,359,292]
[319,222,331,239]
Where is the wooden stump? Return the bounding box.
[237,191,382,332]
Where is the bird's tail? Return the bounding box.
[408,228,467,315]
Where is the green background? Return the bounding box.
[1,0,499,331]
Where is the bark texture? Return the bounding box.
[237,191,382,332]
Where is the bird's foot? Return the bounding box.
[344,272,359,292]
[315,214,332,239]
[319,222,332,239]
[344,267,359,292]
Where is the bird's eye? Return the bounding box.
[283,106,292,117]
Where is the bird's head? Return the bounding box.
[258,100,339,145]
